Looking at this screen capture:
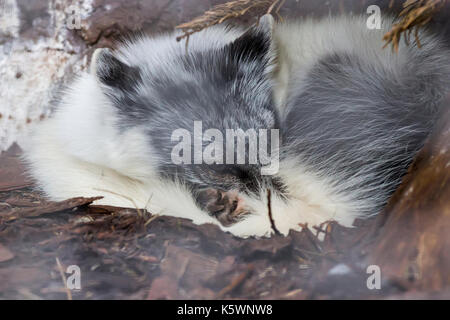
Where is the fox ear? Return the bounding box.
[90,48,142,93]
[255,14,275,38]
[227,14,275,64]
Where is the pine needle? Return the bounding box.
[175,0,283,42]
[383,0,447,52]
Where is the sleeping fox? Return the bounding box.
[23,14,450,237]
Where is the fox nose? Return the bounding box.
[196,189,249,227]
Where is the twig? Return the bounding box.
[266,0,282,14]
[383,0,447,51]
[94,188,145,218]
[267,189,281,235]
[176,0,283,42]
[144,214,159,227]
[55,257,72,300]
[298,222,323,253]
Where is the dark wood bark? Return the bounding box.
[366,101,450,291]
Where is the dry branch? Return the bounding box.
[175,0,283,42]
[383,0,447,51]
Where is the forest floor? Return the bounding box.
[0,141,448,300]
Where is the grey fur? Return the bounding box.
[281,33,450,216]
[96,20,281,220]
